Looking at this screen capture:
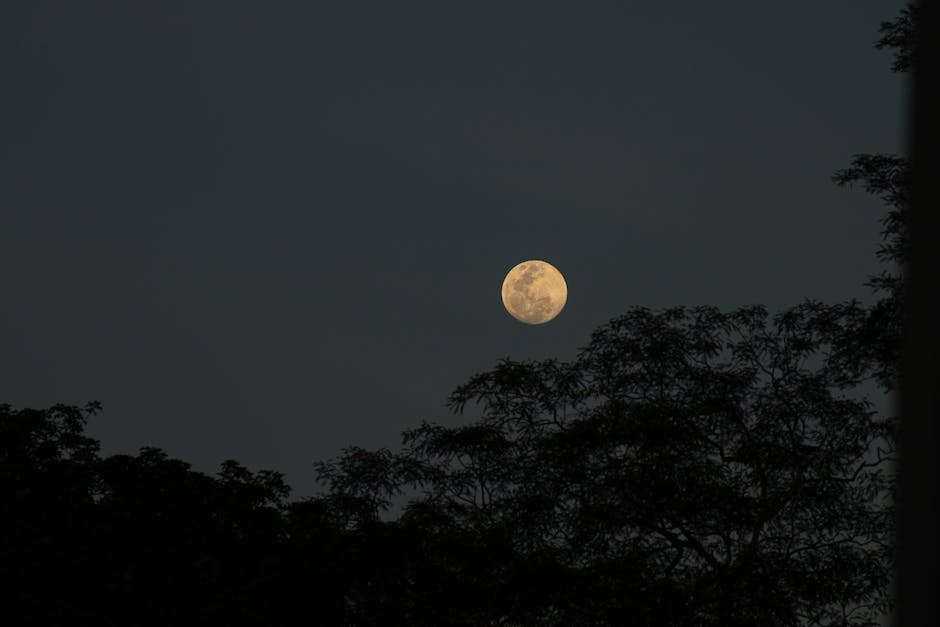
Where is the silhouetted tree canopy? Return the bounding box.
[875,3,919,73]
[1,6,912,626]
[314,302,893,625]
[1,304,895,624]
[830,1,915,394]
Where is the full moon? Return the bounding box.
[501,260,568,325]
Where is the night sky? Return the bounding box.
[2,0,907,497]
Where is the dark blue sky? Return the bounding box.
[1,0,907,496]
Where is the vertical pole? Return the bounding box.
[898,1,940,625]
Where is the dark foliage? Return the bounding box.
[828,2,916,394]
[314,302,893,626]
[0,295,896,626]
[875,3,920,73]
[831,153,909,392]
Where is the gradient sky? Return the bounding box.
[1,0,907,496]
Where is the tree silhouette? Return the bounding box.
[830,2,916,394]
[0,403,336,626]
[314,302,892,625]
